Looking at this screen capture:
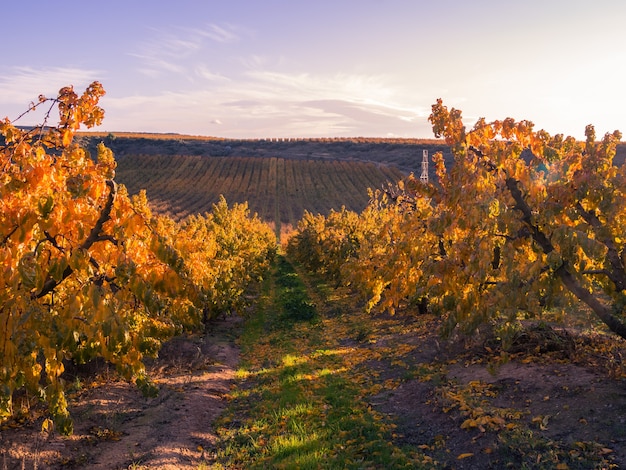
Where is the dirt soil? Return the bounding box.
[0,315,242,470]
[368,322,626,469]
[372,359,626,468]
[2,313,626,469]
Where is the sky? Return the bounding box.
[1,0,624,139]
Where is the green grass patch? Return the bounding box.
[213,255,423,469]
[214,256,622,469]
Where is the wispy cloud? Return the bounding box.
[241,71,428,120]
[131,23,245,78]
[0,59,430,137]
[194,65,230,82]
[100,69,431,138]
[0,66,103,122]
[197,23,242,43]
[132,55,187,77]
[0,66,102,104]
[129,36,196,77]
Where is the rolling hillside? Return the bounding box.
[80,134,446,237]
[78,134,450,175]
[114,153,404,231]
[83,133,626,235]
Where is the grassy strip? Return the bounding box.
[213,257,620,469]
[213,256,424,469]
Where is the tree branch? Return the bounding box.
[80,180,117,251]
[35,180,117,299]
[1,225,19,246]
[506,176,626,339]
[575,202,626,292]
[469,145,626,339]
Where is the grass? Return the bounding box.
[210,255,624,469]
[213,255,426,469]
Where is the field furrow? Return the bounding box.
[115,154,406,226]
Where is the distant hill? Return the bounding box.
[113,153,404,237]
[75,134,626,235]
[76,134,452,176]
[77,135,444,235]
[77,132,626,176]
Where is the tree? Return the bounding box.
[0,83,276,434]
[0,82,202,433]
[424,99,626,339]
[288,100,626,344]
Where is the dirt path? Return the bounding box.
[3,277,626,468]
[0,316,242,470]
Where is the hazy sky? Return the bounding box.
[1,0,624,139]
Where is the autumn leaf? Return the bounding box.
[532,415,550,430]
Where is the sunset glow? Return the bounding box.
[1,0,624,139]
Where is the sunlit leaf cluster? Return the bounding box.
[159,196,276,321]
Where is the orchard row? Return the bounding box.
[0,83,275,433]
[289,99,626,345]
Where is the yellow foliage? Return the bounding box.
[290,98,626,341]
[0,83,276,433]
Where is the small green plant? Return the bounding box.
[274,256,318,323]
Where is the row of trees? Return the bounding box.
[289,99,626,342]
[0,83,276,433]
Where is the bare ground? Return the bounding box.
[371,358,626,468]
[0,315,242,470]
[368,322,626,469]
[2,311,626,469]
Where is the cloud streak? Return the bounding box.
[100,69,431,138]
[198,23,242,44]
[130,23,245,78]
[0,59,431,138]
[0,66,104,123]
[0,2,623,139]
[0,66,103,104]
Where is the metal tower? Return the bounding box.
[420,149,428,183]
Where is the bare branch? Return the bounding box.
[1,225,19,246]
[469,145,626,339]
[505,172,626,339]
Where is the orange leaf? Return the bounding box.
[62,129,72,147]
[460,418,477,429]
[457,453,474,460]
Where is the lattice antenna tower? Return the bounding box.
[420,149,429,183]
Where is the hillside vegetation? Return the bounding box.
[113,154,404,231]
[77,133,452,175]
[79,132,626,231]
